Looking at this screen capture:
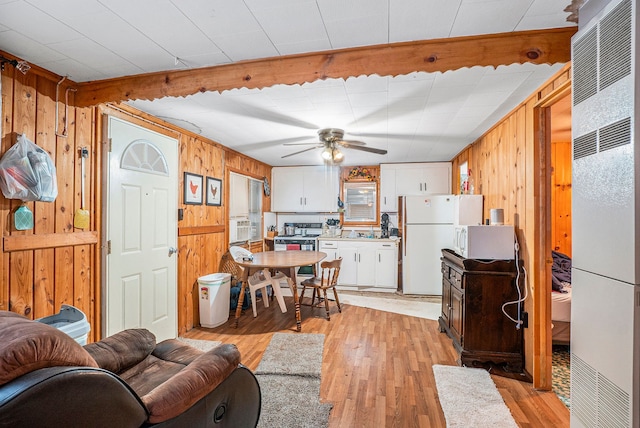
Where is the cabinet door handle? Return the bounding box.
[300,197,303,206]
[378,254,381,262]
[419,183,422,191]
[384,196,387,204]
[358,254,361,262]
[354,254,357,262]
[304,197,307,206]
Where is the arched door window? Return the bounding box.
[121,139,169,176]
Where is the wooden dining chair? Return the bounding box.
[228,246,288,317]
[299,258,342,321]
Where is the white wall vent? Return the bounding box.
[598,373,630,427]
[573,26,598,106]
[600,0,632,91]
[121,140,169,176]
[599,117,631,152]
[572,0,632,106]
[572,353,630,428]
[572,353,598,427]
[573,131,598,159]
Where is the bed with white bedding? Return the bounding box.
[552,285,571,345]
[551,251,572,344]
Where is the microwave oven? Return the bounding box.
[453,225,515,260]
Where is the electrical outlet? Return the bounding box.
[521,311,528,328]
[178,208,184,221]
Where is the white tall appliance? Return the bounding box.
[400,195,482,295]
[571,0,639,426]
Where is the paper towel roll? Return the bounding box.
[490,208,504,225]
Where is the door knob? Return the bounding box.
[168,247,178,256]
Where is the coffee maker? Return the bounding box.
[381,213,390,238]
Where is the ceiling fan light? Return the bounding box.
[321,147,333,160]
[333,149,343,161]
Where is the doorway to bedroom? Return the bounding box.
[549,91,572,408]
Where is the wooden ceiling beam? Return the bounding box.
[75,27,576,107]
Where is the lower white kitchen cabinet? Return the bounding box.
[375,247,397,287]
[318,239,398,290]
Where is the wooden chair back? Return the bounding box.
[318,258,342,289]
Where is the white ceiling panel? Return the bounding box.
[102,0,222,59]
[210,31,278,62]
[324,14,389,49]
[0,31,68,65]
[0,2,81,45]
[451,0,534,36]
[28,0,109,19]
[389,0,461,40]
[176,0,261,37]
[249,2,327,47]
[0,1,575,166]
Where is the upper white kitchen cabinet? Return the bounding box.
[272,166,339,212]
[380,162,452,212]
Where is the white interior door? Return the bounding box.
[106,116,178,342]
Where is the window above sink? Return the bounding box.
[341,166,379,226]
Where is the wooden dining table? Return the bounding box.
[234,250,327,331]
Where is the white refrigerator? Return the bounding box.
[400,195,482,295]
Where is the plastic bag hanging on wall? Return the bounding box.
[0,134,58,202]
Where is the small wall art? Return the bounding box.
[184,172,203,205]
[206,176,222,206]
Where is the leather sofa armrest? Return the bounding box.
[84,328,156,374]
[0,366,147,428]
[142,344,241,424]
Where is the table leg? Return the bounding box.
[234,270,250,328]
[289,267,302,332]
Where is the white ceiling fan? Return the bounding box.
[282,128,388,164]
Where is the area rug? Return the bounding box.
[433,364,518,428]
[177,337,222,351]
[255,332,332,428]
[552,344,571,408]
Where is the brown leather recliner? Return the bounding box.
[0,311,261,427]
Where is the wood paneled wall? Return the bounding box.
[1,58,271,339]
[450,63,571,388]
[175,135,272,334]
[1,62,99,339]
[551,141,572,256]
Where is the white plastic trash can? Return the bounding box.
[198,273,232,328]
[36,304,91,345]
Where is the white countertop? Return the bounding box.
[318,235,400,243]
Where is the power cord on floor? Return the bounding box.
[501,237,528,329]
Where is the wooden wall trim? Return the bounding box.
[178,225,225,236]
[75,28,575,107]
[3,231,98,252]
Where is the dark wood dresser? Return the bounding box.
[438,248,526,378]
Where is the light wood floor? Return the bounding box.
[185,296,569,427]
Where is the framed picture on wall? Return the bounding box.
[206,176,222,206]
[184,172,203,205]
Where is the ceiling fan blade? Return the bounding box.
[283,139,320,146]
[337,139,366,146]
[221,97,318,130]
[239,136,314,151]
[281,146,321,158]
[346,145,388,155]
